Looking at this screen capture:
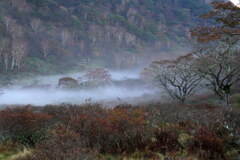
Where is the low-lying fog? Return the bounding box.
[0,70,158,106]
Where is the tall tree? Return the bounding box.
[0,38,10,70]
[193,40,240,106]
[30,18,42,36]
[2,15,16,35]
[191,1,240,106]
[11,39,28,70]
[60,29,69,47]
[192,1,240,42]
[151,55,202,104]
[9,24,24,39]
[41,40,50,60]
[2,49,11,70]
[0,38,7,54]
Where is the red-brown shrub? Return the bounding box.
[41,104,106,124]
[20,126,98,160]
[188,127,226,159]
[0,106,51,146]
[106,108,150,153]
[1,103,239,159]
[151,124,181,153]
[67,106,150,154]
[70,114,117,151]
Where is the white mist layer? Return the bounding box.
[26,70,140,86]
[0,87,153,106]
[0,70,155,106]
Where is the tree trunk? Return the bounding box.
[221,94,229,107]
[225,94,229,107]
[180,98,186,105]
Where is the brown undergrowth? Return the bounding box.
[0,103,239,160]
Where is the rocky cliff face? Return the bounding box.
[0,0,210,70]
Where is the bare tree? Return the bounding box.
[0,38,10,70]
[2,15,16,34]
[11,39,28,70]
[9,23,24,39]
[151,55,202,104]
[0,38,7,54]
[2,49,11,70]
[61,29,69,47]
[193,40,240,106]
[41,40,50,60]
[30,18,42,35]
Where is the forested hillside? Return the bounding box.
[0,0,210,73]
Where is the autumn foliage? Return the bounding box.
[0,106,51,146]
[191,1,240,42]
[0,103,239,159]
[84,69,111,82]
[188,127,226,159]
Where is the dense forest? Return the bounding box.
[0,0,209,74]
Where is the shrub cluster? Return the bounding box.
[0,103,239,159]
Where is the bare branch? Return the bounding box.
[30,18,42,35]
[41,40,50,60]
[193,40,240,106]
[150,55,202,104]
[61,29,69,47]
[11,39,28,69]
[2,15,16,34]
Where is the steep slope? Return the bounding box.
[0,0,210,73]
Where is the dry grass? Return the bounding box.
[10,148,32,160]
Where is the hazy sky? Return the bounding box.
[230,0,239,5]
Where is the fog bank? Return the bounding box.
[0,70,157,106]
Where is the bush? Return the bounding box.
[80,69,112,88]
[0,106,51,146]
[1,103,239,159]
[58,77,79,89]
[151,124,181,153]
[70,113,116,152]
[106,107,150,153]
[223,109,240,149]
[68,106,150,154]
[188,127,226,159]
[19,126,99,160]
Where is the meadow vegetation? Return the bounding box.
[0,103,239,160]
